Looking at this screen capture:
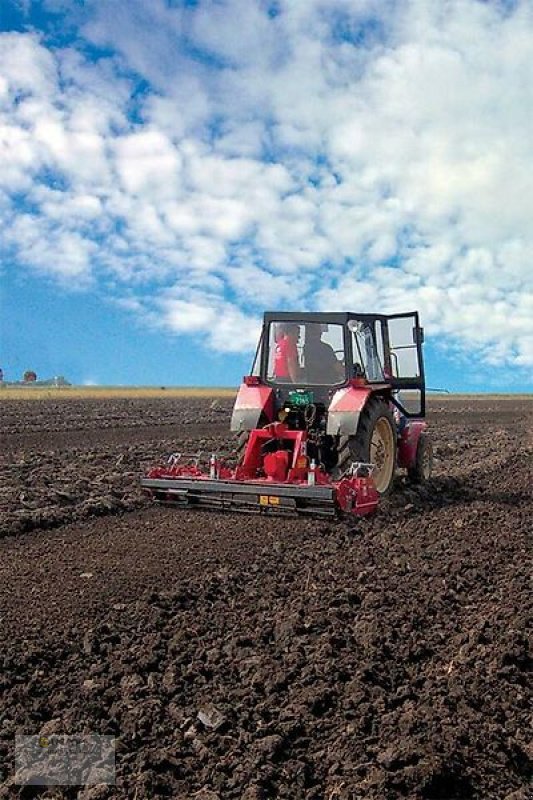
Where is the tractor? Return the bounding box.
[141,311,432,516]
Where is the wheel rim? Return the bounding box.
[370,417,395,493]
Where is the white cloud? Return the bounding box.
[0,32,57,96]
[4,213,95,282]
[114,129,182,196]
[0,1,532,379]
[158,293,261,353]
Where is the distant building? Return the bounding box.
[0,373,72,388]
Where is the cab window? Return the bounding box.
[350,321,385,381]
[266,322,346,385]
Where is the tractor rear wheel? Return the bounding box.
[233,414,268,464]
[408,432,433,483]
[337,398,397,494]
[235,430,250,463]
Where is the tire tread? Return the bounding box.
[336,396,397,493]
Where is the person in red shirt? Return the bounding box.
[273,323,300,382]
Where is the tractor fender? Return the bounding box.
[326,386,374,436]
[398,420,427,469]
[230,383,274,432]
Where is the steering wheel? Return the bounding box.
[333,349,346,367]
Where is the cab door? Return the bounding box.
[383,312,426,417]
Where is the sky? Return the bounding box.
[0,0,532,391]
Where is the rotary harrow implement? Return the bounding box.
[141,311,433,517]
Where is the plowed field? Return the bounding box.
[0,395,531,800]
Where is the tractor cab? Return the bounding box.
[246,311,426,418]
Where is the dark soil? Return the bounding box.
[0,395,531,800]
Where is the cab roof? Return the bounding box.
[263,311,416,324]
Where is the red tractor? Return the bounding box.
[142,311,432,516]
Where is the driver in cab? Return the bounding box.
[273,323,300,382]
[303,323,344,384]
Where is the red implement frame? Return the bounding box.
[141,422,379,517]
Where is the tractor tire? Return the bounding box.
[235,429,249,463]
[233,413,269,464]
[408,432,433,483]
[337,397,397,494]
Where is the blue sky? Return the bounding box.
[0,0,532,390]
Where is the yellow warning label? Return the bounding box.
[259,495,280,506]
